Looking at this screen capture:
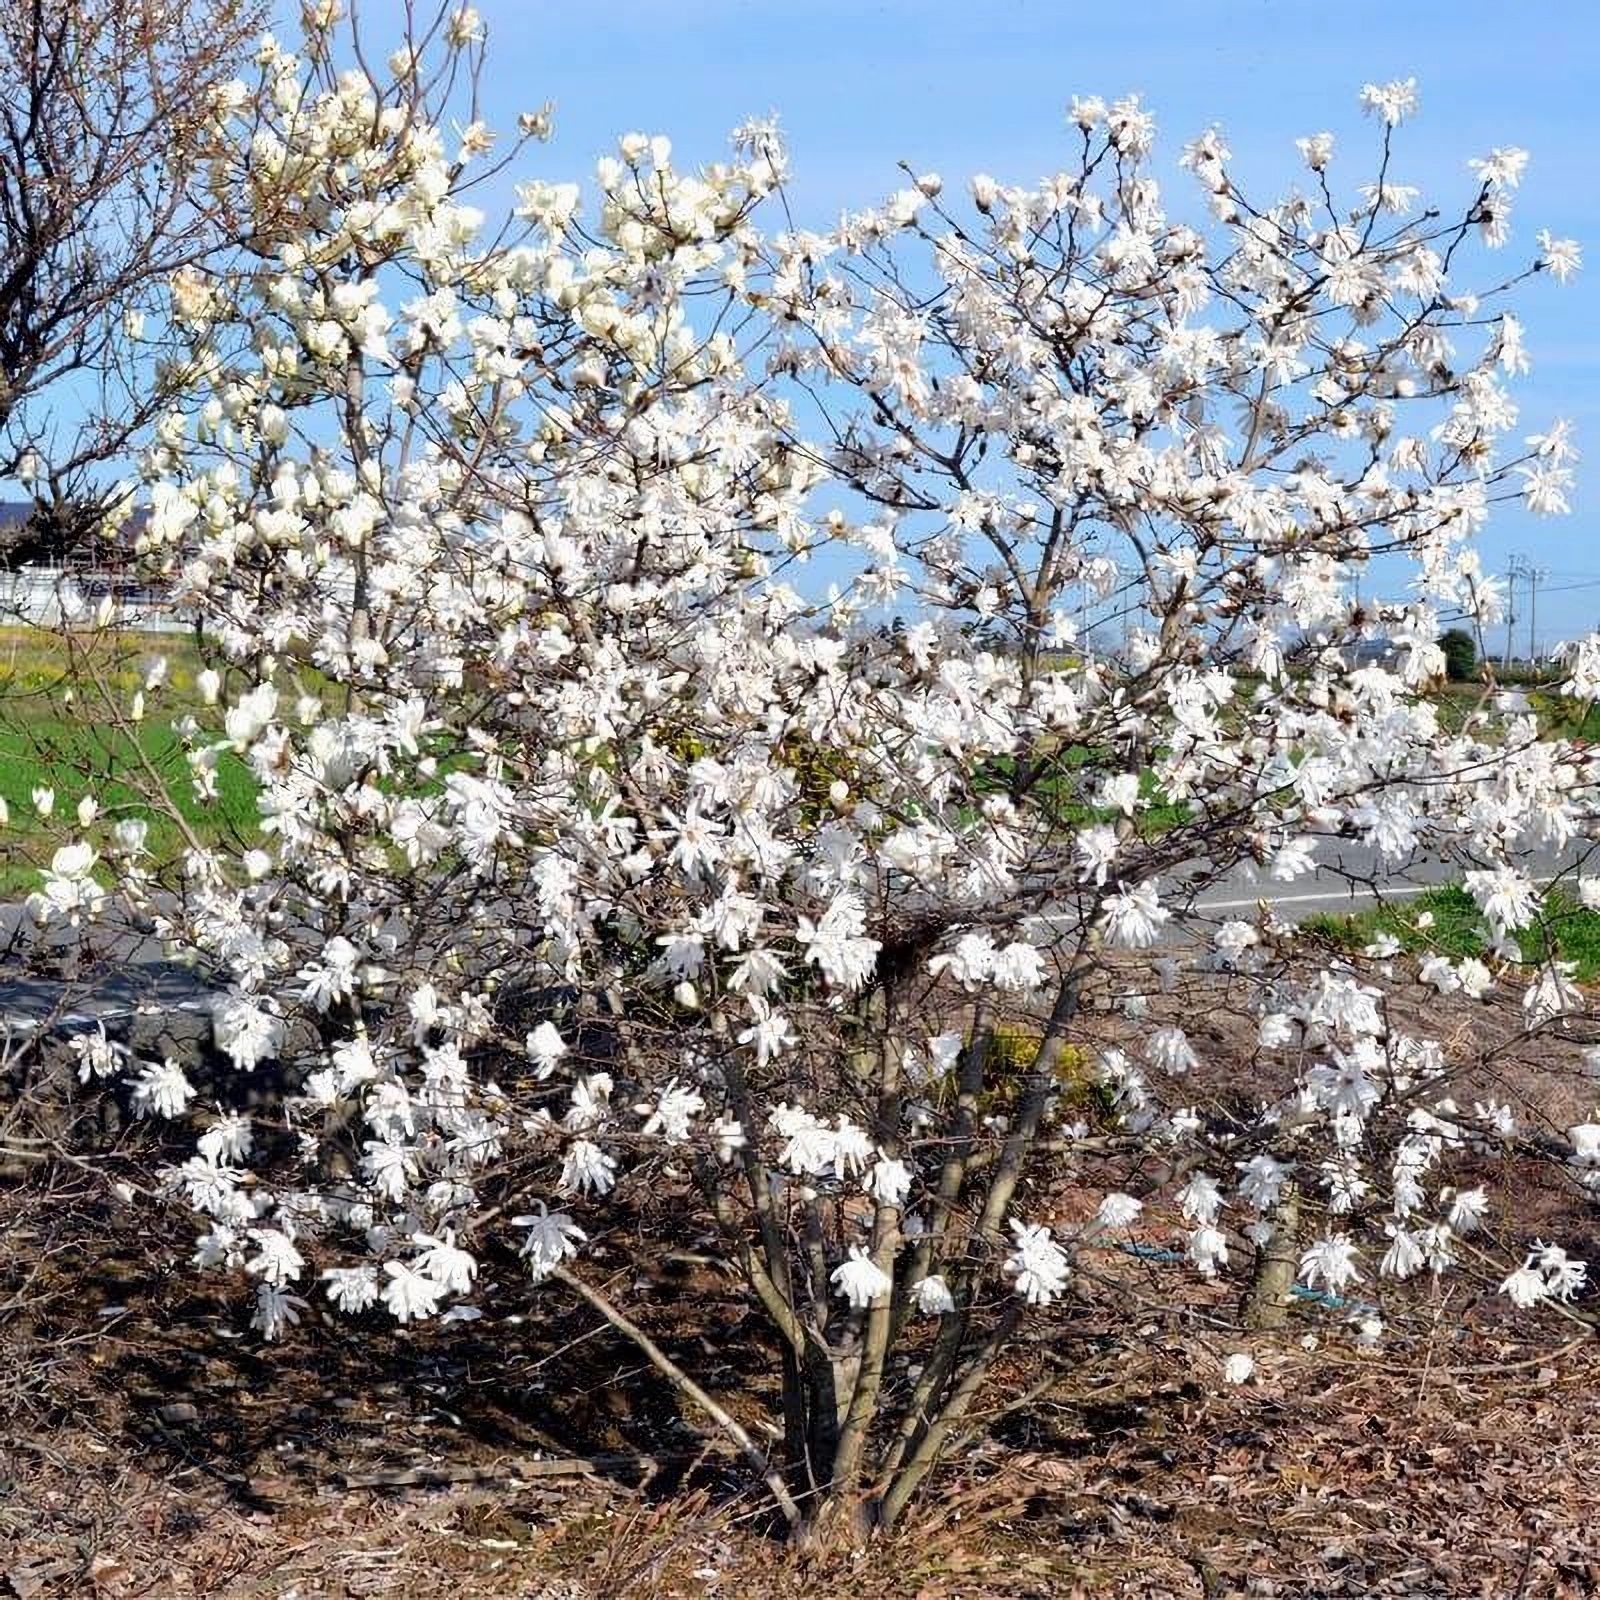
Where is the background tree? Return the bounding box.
[0,0,261,554]
[1439,627,1478,682]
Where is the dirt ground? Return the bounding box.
[2,961,1599,1599]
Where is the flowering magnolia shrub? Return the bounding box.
[18,9,1600,1531]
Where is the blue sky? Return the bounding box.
[461,0,1599,649]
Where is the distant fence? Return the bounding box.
[0,565,194,635]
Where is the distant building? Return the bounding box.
[1346,638,1397,669]
[0,498,181,632]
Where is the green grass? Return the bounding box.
[1429,682,1600,741]
[973,747,1192,837]
[1528,691,1600,743]
[0,714,260,895]
[0,626,260,894]
[1303,882,1600,982]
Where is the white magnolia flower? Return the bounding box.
[224,682,279,748]
[71,1026,126,1084]
[1005,1221,1070,1306]
[212,997,286,1072]
[773,1106,836,1176]
[1213,920,1259,963]
[299,936,361,1010]
[1295,132,1334,171]
[1188,1225,1229,1278]
[382,1260,444,1323]
[1097,772,1141,817]
[362,1138,419,1202]
[1095,1192,1143,1230]
[1418,955,1459,996]
[1500,1263,1548,1309]
[1379,1225,1425,1280]
[831,1246,891,1309]
[324,1265,381,1313]
[1537,230,1582,282]
[1258,1013,1296,1049]
[1299,1233,1362,1293]
[129,1058,196,1120]
[197,1111,253,1165]
[113,817,150,857]
[1146,1026,1198,1076]
[252,1283,307,1341]
[1178,1171,1223,1225]
[866,1157,912,1208]
[1469,146,1529,190]
[1235,1155,1288,1213]
[712,1115,746,1162]
[1463,867,1538,936]
[1531,1241,1587,1300]
[1360,76,1419,126]
[1445,1187,1488,1233]
[246,1228,305,1287]
[35,842,105,923]
[1101,881,1170,949]
[1568,1124,1600,1169]
[640,1081,705,1142]
[414,1231,478,1294]
[831,1119,874,1181]
[1074,824,1119,885]
[525,1021,567,1077]
[513,1204,586,1281]
[560,1138,617,1196]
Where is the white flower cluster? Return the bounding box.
[23,19,1590,1375]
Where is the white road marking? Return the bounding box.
[1195,874,1563,915]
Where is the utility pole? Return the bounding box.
[1527,565,1548,666]
[1505,555,1527,668]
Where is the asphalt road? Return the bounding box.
[1186,838,1595,920]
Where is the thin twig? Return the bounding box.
[553,1265,803,1529]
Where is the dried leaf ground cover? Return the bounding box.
[2,964,1598,1598]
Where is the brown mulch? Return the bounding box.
[2,1312,1596,1598]
[2,960,1599,1598]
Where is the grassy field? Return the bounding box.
[1303,882,1600,982]
[0,624,1595,908]
[0,626,258,893]
[1430,680,1600,740]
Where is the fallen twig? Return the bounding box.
[336,1450,674,1491]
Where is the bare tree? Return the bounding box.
[0,0,261,550]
